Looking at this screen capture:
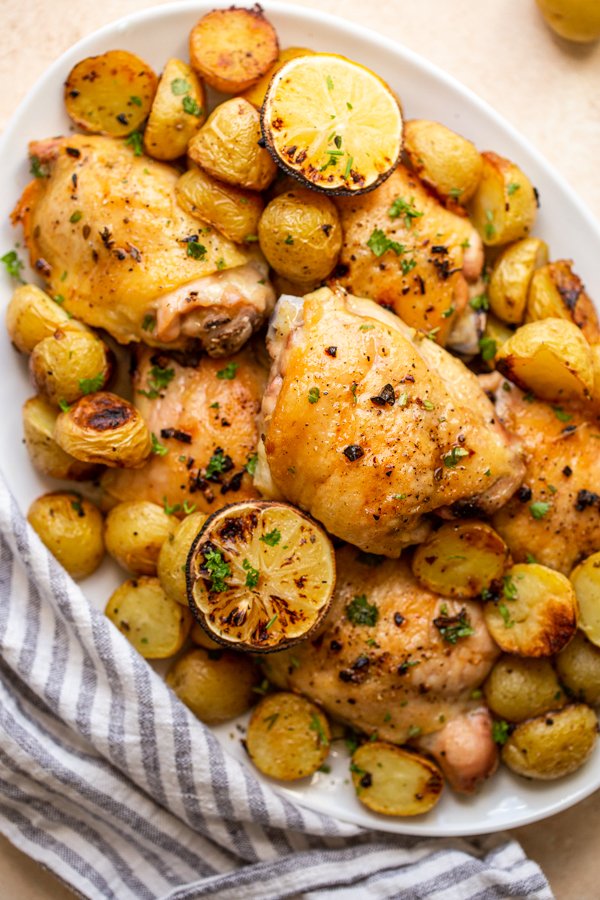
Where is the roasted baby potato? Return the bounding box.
[483,563,578,656]
[189,5,279,94]
[403,119,482,204]
[54,393,152,468]
[143,58,206,161]
[22,396,100,481]
[570,551,600,647]
[556,631,600,705]
[258,189,342,283]
[175,167,263,244]
[27,491,104,580]
[469,151,537,246]
[157,511,207,606]
[105,501,178,575]
[526,260,600,343]
[495,318,594,403]
[350,742,444,816]
[241,47,313,107]
[246,692,330,780]
[6,283,83,354]
[411,520,509,599]
[484,655,565,722]
[190,622,221,650]
[105,576,192,658]
[29,329,112,406]
[502,704,598,780]
[64,50,157,137]
[188,98,277,191]
[488,238,549,324]
[166,647,259,723]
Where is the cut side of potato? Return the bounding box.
[502,704,598,780]
[166,647,259,724]
[158,511,207,606]
[64,50,157,136]
[403,119,482,204]
[556,631,600,705]
[469,151,537,246]
[29,329,113,406]
[483,563,578,657]
[412,520,509,599]
[187,500,336,652]
[105,501,178,576]
[526,260,600,343]
[246,692,330,780]
[262,53,402,195]
[189,6,279,94]
[143,59,206,161]
[22,396,99,481]
[175,167,264,244]
[495,317,594,403]
[105,576,192,658]
[570,551,600,648]
[6,283,85,354]
[488,238,549,325]
[28,491,105,580]
[241,47,314,108]
[350,742,444,816]
[484,655,565,722]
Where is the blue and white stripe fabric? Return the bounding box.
[0,474,552,899]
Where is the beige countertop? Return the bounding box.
[1,0,599,897]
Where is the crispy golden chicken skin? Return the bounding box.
[13,134,275,353]
[333,165,483,345]
[266,546,499,792]
[257,287,524,556]
[492,379,600,574]
[102,344,266,514]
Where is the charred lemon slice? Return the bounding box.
[186,500,335,652]
[261,53,402,195]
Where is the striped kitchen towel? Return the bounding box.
[0,474,552,900]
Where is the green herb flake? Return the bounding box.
[333,134,342,149]
[345,594,379,627]
[366,228,405,258]
[171,78,191,95]
[216,257,226,271]
[130,95,142,106]
[443,446,469,468]
[30,155,48,178]
[163,497,182,516]
[525,552,537,564]
[186,240,207,260]
[265,614,278,630]
[205,448,230,479]
[260,529,281,547]
[442,305,455,319]
[507,182,521,196]
[344,154,354,179]
[498,603,515,628]
[359,324,375,331]
[183,500,196,514]
[503,575,518,601]
[530,500,551,520]
[78,372,104,395]
[433,606,475,644]
[318,763,331,773]
[383,711,392,723]
[388,196,424,228]
[69,210,83,224]
[448,187,463,199]
[401,257,417,275]
[264,712,279,730]
[309,713,329,747]
[243,558,259,589]
[492,720,511,745]
[326,75,334,91]
[479,336,497,361]
[125,131,144,156]
[1,250,24,282]
[484,209,496,239]
[58,399,71,413]
[53,294,65,306]
[139,364,175,399]
[422,399,435,410]
[469,294,489,311]
[470,688,483,700]
[407,725,422,738]
[182,96,203,116]
[142,314,155,332]
[216,362,239,380]
[203,547,231,592]
[245,452,258,476]
[151,433,168,456]
[552,406,572,423]
[308,386,320,404]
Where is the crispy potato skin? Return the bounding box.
[29,329,112,406]
[556,631,600,705]
[189,6,279,94]
[105,576,192,658]
[484,655,565,721]
[246,693,330,780]
[105,501,178,575]
[350,742,444,816]
[158,512,207,605]
[22,396,100,481]
[334,166,482,344]
[502,704,598,780]
[6,283,84,354]
[403,119,482,204]
[526,260,600,343]
[176,167,263,244]
[570,551,600,648]
[27,491,105,580]
[488,238,548,325]
[492,383,600,574]
[166,647,259,723]
[144,59,206,161]
[469,151,537,246]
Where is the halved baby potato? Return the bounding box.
[27,491,105,580]
[246,692,330,780]
[484,655,565,722]
[526,260,600,343]
[175,167,264,244]
[29,329,113,406]
[6,283,85,354]
[469,151,537,246]
[22,396,99,481]
[241,47,314,107]
[143,59,206,161]
[105,576,193,658]
[105,501,178,576]
[556,631,600,705]
[166,647,260,724]
[54,392,152,468]
[403,119,482,204]
[157,511,207,606]
[64,50,157,136]
[189,5,279,94]
[488,238,549,324]
[412,521,509,599]
[350,742,444,816]
[570,552,600,648]
[495,318,595,402]
[502,704,598,780]
[483,563,578,656]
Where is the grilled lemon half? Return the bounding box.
[186,500,335,652]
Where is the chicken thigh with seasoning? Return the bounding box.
[265,545,499,793]
[333,165,483,345]
[102,344,266,514]
[490,377,600,574]
[256,287,524,556]
[13,134,275,354]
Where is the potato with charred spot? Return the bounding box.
[29,329,113,406]
[22,395,100,481]
[157,511,207,606]
[105,501,179,576]
[484,656,565,722]
[188,98,277,191]
[526,260,600,343]
[106,577,192,658]
[176,167,264,244]
[54,392,152,468]
[166,647,260,723]
[27,491,105,580]
[6,283,85,354]
[502,704,598,780]
[403,119,482,205]
[350,742,444,816]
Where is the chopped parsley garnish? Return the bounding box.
[186,240,207,259]
[407,725,422,738]
[216,362,239,380]
[442,305,455,318]
[58,399,71,413]
[469,294,489,311]
[443,446,469,468]
[260,529,281,547]
[243,558,259,589]
[244,234,259,242]
[125,131,144,156]
[433,606,475,644]
[284,234,294,245]
[216,258,226,270]
[400,257,417,275]
[479,336,497,361]
[163,497,181,515]
[492,720,510,745]
[448,187,463,199]
[182,95,203,117]
[484,209,496,239]
[53,294,65,304]
[367,228,405,258]
[345,594,379,627]
[498,603,515,629]
[308,387,320,404]
[171,78,191,95]
[139,364,175,399]
[346,101,353,110]
[333,134,342,149]
[326,75,334,91]
[205,448,231,478]
[1,250,24,282]
[151,433,168,456]
[309,714,329,747]
[141,314,155,332]
[130,95,142,106]
[69,210,83,224]
[530,500,551,520]
[422,399,435,410]
[78,372,104,395]
[263,712,279,730]
[359,324,375,331]
[503,575,518,601]
[507,182,521,196]
[245,452,258,476]
[203,547,231,592]
[183,500,196,514]
[70,497,83,516]
[344,155,354,179]
[30,155,48,178]
[552,406,572,423]
[525,552,537,564]
[388,196,424,228]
